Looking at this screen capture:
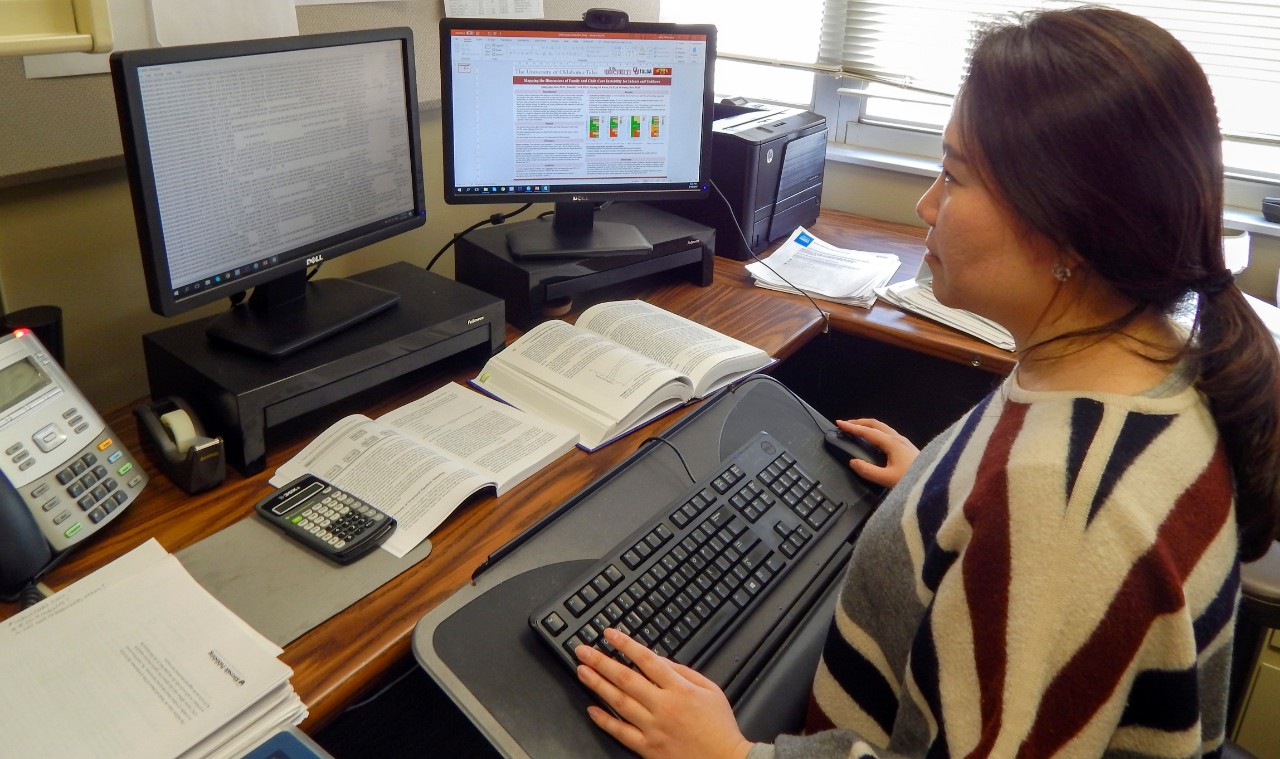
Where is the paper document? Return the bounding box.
[746,227,900,308]
[876,268,1016,351]
[0,540,306,759]
[150,0,298,47]
[271,383,578,557]
[445,0,544,17]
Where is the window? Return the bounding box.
[829,2,1278,180]
[660,0,824,105]
[662,1,1280,209]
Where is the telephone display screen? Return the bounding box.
[0,357,53,415]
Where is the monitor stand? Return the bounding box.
[457,202,715,328]
[143,263,506,474]
[205,271,400,359]
[506,201,653,260]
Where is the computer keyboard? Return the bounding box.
[529,431,848,676]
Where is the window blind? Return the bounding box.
[819,0,1280,141]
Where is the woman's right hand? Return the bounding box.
[836,418,918,488]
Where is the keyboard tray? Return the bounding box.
[530,431,847,679]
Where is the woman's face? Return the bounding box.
[915,120,1064,343]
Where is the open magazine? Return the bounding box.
[473,300,774,450]
[270,384,578,557]
[747,227,900,307]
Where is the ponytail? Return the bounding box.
[1194,286,1280,562]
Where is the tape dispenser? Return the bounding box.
[133,396,226,494]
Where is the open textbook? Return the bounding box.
[270,383,578,558]
[473,300,774,450]
[0,540,306,759]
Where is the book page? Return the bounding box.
[0,547,297,759]
[576,300,771,397]
[375,383,577,494]
[269,385,576,556]
[270,416,496,558]
[477,319,690,425]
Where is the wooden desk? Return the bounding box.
[0,210,1012,733]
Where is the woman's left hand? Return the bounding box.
[575,628,752,759]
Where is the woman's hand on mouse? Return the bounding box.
[836,418,918,488]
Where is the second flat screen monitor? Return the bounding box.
[440,18,716,259]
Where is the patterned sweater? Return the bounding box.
[749,373,1239,759]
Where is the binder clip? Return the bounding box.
[134,396,226,494]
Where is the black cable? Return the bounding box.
[18,581,46,609]
[639,374,849,488]
[726,373,840,442]
[709,180,831,335]
[638,435,697,484]
[341,664,418,712]
[428,204,533,271]
[0,548,69,605]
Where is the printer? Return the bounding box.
[653,100,827,260]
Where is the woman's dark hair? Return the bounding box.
[956,7,1280,561]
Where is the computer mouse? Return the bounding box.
[824,428,887,468]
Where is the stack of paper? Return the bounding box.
[0,539,307,759]
[876,270,1016,351]
[746,227,901,308]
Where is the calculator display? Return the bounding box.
[272,480,325,516]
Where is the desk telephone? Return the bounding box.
[0,329,148,597]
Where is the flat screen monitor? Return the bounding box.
[111,28,426,358]
[439,16,716,259]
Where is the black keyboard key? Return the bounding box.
[541,613,567,635]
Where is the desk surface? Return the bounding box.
[0,210,1014,731]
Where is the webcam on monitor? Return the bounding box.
[582,8,628,30]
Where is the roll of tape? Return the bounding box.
[160,409,198,454]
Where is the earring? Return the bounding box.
[1052,263,1072,282]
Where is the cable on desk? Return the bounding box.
[341,664,418,713]
[17,581,46,609]
[638,435,697,485]
[710,180,831,335]
[428,204,534,271]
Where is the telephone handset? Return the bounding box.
[0,329,148,597]
[0,471,51,598]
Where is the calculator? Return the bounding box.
[254,474,396,564]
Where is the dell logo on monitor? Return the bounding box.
[572,195,591,202]
[306,255,324,266]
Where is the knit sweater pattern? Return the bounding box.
[751,375,1239,759]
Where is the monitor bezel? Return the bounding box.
[438,16,717,209]
[110,27,426,318]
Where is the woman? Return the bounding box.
[573,7,1280,758]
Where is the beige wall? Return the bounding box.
[2,120,1278,412]
[0,109,537,410]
